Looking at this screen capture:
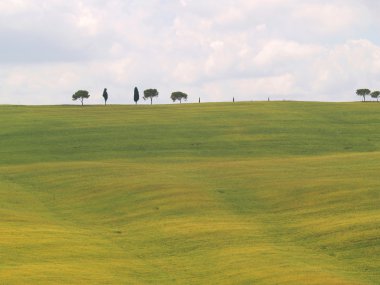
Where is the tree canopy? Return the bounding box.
[356,89,371,102]
[371,91,380,102]
[143,89,159,105]
[72,90,90,106]
[170,91,188,103]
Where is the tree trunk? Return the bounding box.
[150,98,152,105]
[81,99,83,106]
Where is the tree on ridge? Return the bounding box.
[72,90,90,106]
[170,91,188,103]
[356,89,371,102]
[371,91,380,102]
[134,87,140,104]
[143,89,159,105]
[103,88,108,106]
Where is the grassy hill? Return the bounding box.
[0,102,379,284]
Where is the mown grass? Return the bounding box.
[0,102,379,284]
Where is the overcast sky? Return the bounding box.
[0,0,379,105]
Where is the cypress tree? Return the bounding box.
[103,88,108,106]
[134,87,139,104]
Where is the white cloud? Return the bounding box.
[72,2,101,36]
[180,0,188,7]
[0,0,380,104]
[311,40,380,98]
[253,40,323,67]
[292,2,360,34]
[255,24,267,32]
[0,0,32,15]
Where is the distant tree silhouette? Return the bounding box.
[170,91,188,103]
[371,91,380,102]
[72,90,90,106]
[356,89,371,102]
[143,89,159,105]
[103,88,108,106]
[134,87,140,104]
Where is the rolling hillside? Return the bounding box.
[0,102,379,284]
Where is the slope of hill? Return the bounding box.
[0,102,379,284]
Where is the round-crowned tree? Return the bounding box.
[371,90,380,102]
[356,89,371,102]
[170,91,188,103]
[72,90,90,106]
[143,89,159,105]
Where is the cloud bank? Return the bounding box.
[0,0,379,104]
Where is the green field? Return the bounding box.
[0,102,379,284]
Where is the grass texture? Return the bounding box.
[0,102,379,284]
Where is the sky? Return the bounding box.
[0,0,380,105]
